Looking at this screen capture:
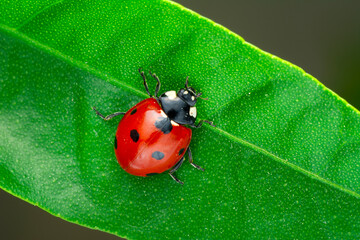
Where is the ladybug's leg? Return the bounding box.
[92,107,125,120]
[187,147,204,171]
[169,157,185,185]
[149,70,161,98]
[138,68,152,97]
[189,120,215,129]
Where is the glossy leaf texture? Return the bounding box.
[1,0,360,239]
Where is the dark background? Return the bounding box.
[1,1,359,239]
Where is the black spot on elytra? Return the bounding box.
[114,136,118,149]
[152,151,165,160]
[130,129,139,142]
[130,108,137,115]
[178,148,185,155]
[146,173,159,176]
[154,117,172,134]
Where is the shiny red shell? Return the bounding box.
[114,98,192,177]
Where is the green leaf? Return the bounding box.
[1,0,360,239]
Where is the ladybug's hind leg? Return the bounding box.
[187,147,204,171]
[169,157,185,185]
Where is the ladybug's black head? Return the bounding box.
[159,77,205,125]
[177,77,203,107]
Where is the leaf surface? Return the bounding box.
[1,0,360,239]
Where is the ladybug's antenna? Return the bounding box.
[185,77,208,100]
[185,76,189,89]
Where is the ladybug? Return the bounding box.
[93,69,214,184]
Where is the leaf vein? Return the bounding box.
[209,126,360,199]
[16,0,66,30]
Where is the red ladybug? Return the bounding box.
[93,69,214,184]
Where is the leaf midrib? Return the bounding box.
[1,23,359,200]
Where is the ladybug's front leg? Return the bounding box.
[149,70,161,98]
[187,147,204,171]
[138,68,152,97]
[92,107,125,120]
[138,68,161,98]
[169,157,185,185]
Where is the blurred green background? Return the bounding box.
[1,1,359,239]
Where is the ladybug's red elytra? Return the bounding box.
[93,69,214,184]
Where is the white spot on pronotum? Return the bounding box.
[191,96,195,101]
[184,90,188,95]
[189,107,197,118]
[160,110,167,118]
[171,120,179,126]
[165,91,177,99]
